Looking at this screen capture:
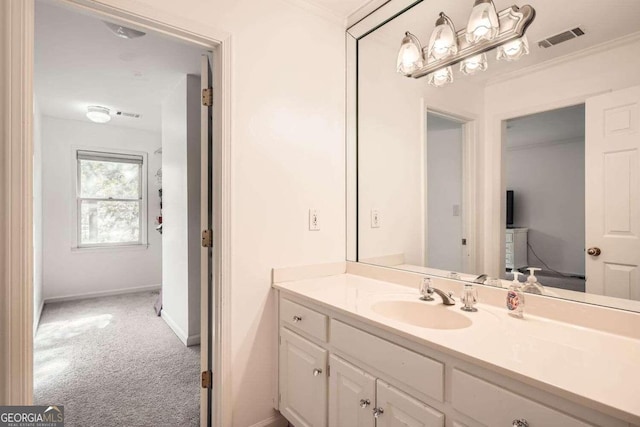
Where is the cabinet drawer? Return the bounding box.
[505,243,514,254]
[505,253,514,265]
[330,320,444,402]
[505,233,514,243]
[281,298,328,342]
[452,369,592,427]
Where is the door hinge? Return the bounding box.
[202,229,213,248]
[202,87,213,107]
[201,370,213,389]
[327,365,330,377]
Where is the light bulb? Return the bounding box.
[460,53,488,75]
[466,0,499,43]
[427,13,458,61]
[396,32,424,76]
[427,66,453,87]
[497,36,530,61]
[86,106,111,123]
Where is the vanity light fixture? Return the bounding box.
[396,32,424,76]
[427,13,458,61]
[496,35,530,61]
[466,0,500,43]
[396,2,535,86]
[460,53,488,75]
[86,106,112,123]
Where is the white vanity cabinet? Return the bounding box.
[276,295,630,427]
[279,327,328,427]
[328,355,443,427]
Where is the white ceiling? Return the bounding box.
[506,104,585,148]
[304,0,376,20]
[367,0,640,84]
[35,0,204,132]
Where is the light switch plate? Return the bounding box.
[309,209,320,231]
[371,209,380,228]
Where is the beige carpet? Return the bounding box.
[34,291,200,427]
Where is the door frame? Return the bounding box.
[422,103,478,274]
[0,1,232,426]
[489,94,598,278]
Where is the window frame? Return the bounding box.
[72,147,149,250]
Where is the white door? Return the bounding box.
[586,86,640,300]
[200,52,213,426]
[328,355,375,427]
[374,380,444,427]
[279,328,328,427]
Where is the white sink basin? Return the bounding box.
[372,300,473,330]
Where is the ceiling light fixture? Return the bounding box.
[396,2,535,87]
[86,106,112,123]
[103,21,146,39]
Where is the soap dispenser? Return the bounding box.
[523,267,545,295]
[506,271,524,318]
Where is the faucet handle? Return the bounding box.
[419,277,434,301]
[460,284,478,312]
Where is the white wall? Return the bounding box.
[427,122,463,272]
[33,98,43,332]
[482,37,640,277]
[506,138,585,276]
[41,116,162,299]
[161,74,201,344]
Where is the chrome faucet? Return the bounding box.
[419,278,455,306]
[473,274,488,284]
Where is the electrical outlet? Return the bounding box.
[371,209,380,228]
[309,209,320,231]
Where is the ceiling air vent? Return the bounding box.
[115,111,142,119]
[538,27,585,48]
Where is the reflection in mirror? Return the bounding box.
[354,0,640,311]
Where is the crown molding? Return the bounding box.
[283,0,344,26]
[506,136,584,152]
[485,30,640,87]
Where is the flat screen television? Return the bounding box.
[506,190,514,228]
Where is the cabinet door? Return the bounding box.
[280,328,328,427]
[375,380,444,427]
[328,355,376,427]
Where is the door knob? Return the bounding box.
[373,407,384,418]
[313,368,322,376]
[587,247,602,256]
[359,398,370,408]
[512,419,529,427]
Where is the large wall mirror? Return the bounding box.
[347,0,640,312]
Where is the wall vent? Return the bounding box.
[115,111,142,119]
[538,27,585,48]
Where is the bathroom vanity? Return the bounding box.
[272,263,640,427]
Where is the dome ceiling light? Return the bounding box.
[86,106,112,123]
[103,21,146,39]
[396,1,535,87]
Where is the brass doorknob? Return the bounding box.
[587,247,602,256]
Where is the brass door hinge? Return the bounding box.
[201,370,213,389]
[202,229,213,248]
[202,87,213,107]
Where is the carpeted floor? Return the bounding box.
[34,291,200,427]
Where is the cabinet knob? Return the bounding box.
[587,247,601,256]
[373,407,384,418]
[359,398,370,408]
[313,368,322,376]
[512,419,529,427]
[292,315,303,323]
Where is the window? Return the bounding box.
[76,150,146,248]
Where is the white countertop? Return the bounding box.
[274,273,640,425]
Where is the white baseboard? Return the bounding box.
[33,300,44,337]
[249,414,287,427]
[186,334,200,346]
[161,310,188,345]
[43,284,161,304]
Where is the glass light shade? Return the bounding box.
[396,32,424,76]
[427,13,458,61]
[427,66,453,87]
[460,53,488,75]
[496,36,530,61]
[86,106,111,123]
[466,0,499,43]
